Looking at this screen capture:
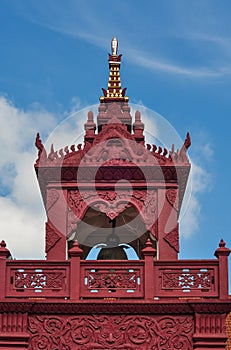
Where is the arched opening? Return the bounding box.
[67,205,157,260]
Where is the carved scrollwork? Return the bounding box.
[162,270,211,290]
[28,315,193,349]
[45,221,62,253]
[166,188,178,211]
[164,226,179,253]
[88,271,137,290]
[46,189,59,212]
[15,270,64,290]
[67,189,157,235]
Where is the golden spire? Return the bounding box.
[100,37,129,103]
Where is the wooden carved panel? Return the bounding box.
[45,221,62,253]
[0,312,28,332]
[46,189,59,212]
[28,314,193,349]
[164,226,179,252]
[67,189,157,236]
[166,188,178,211]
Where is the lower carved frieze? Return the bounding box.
[28,314,193,350]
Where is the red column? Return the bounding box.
[142,239,156,300]
[0,240,10,299]
[214,239,231,300]
[68,241,83,300]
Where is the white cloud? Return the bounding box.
[0,96,57,258]
[0,97,94,259]
[180,161,213,237]
[0,196,46,259]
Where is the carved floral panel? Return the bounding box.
[28,314,193,349]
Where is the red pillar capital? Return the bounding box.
[68,241,83,300]
[142,239,156,300]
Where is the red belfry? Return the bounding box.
[0,38,230,349]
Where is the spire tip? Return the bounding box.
[111,37,118,56]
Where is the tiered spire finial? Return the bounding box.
[100,37,129,103]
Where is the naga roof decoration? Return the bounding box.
[35,128,191,167]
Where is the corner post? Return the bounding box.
[68,241,83,301]
[0,240,10,299]
[142,239,156,300]
[214,239,231,299]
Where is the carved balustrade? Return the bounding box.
[80,260,144,298]
[154,260,219,298]
[0,257,225,300]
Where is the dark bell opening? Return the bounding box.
[97,246,128,260]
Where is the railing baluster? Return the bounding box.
[68,241,83,301]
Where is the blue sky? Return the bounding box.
[0,1,230,286]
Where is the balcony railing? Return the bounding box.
[0,239,229,301]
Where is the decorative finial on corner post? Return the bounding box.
[142,238,157,257]
[68,240,83,258]
[111,37,118,56]
[214,239,231,257]
[0,240,10,258]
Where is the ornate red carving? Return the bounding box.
[68,189,132,221]
[162,269,211,291]
[35,129,191,168]
[67,189,157,235]
[0,312,28,332]
[195,313,226,334]
[166,188,178,211]
[14,270,65,290]
[45,221,62,253]
[98,102,131,123]
[67,210,79,238]
[28,315,193,349]
[46,189,59,211]
[133,190,157,229]
[35,164,188,188]
[1,300,230,315]
[88,271,137,290]
[164,226,179,252]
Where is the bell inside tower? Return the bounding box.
[67,206,157,260]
